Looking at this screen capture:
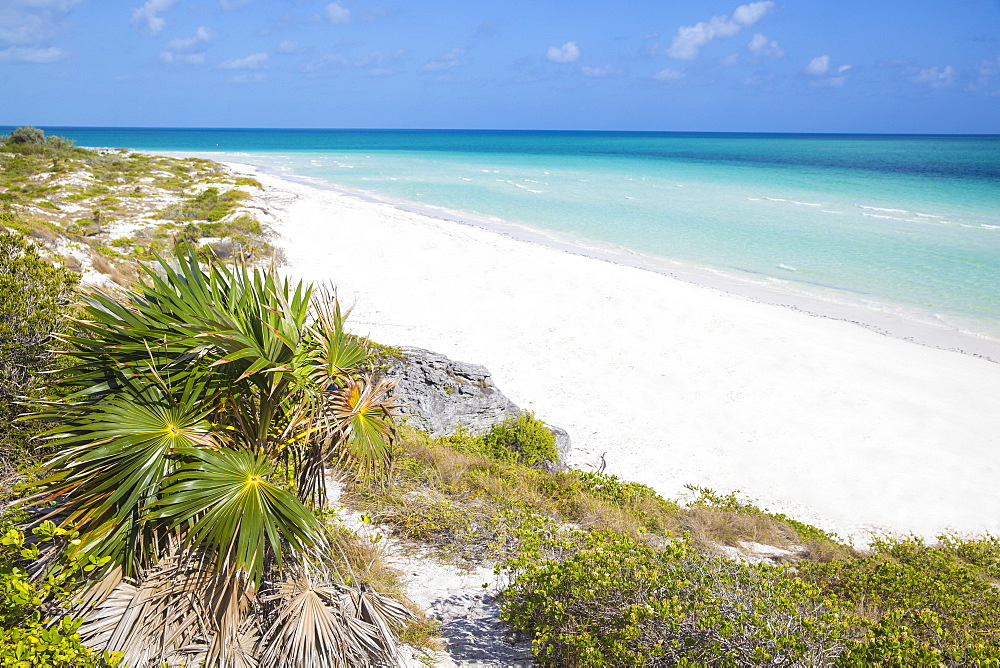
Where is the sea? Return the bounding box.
[17,127,1000,359]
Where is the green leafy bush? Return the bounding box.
[163,186,250,222]
[4,126,46,146]
[0,232,78,471]
[482,411,557,466]
[801,535,1000,665]
[501,526,1000,666]
[501,530,856,666]
[1,128,83,158]
[0,523,120,667]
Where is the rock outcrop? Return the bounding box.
[382,346,570,460]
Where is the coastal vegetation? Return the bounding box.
[10,248,411,666]
[0,232,78,478]
[0,126,273,284]
[2,129,1000,666]
[344,430,1000,665]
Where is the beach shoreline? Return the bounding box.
[189,155,1000,546]
[166,150,1000,365]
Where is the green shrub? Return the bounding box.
[801,535,1000,665]
[482,411,557,466]
[500,530,857,666]
[3,127,46,146]
[0,232,78,471]
[1,128,83,159]
[0,523,121,667]
[164,186,251,222]
[183,212,261,240]
[234,176,263,189]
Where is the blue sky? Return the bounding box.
[2,0,999,133]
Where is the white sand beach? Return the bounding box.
[232,161,1000,546]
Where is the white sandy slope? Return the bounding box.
[232,161,1000,546]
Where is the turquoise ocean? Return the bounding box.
[22,128,1000,357]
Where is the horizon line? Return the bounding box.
[2,125,999,138]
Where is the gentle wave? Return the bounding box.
[859,205,910,213]
[765,197,823,206]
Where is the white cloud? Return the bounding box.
[972,55,1000,90]
[910,65,956,88]
[545,41,580,64]
[804,56,852,86]
[326,2,350,25]
[357,6,388,23]
[220,0,253,8]
[667,1,774,60]
[720,52,740,66]
[668,16,739,60]
[132,0,178,35]
[747,33,783,58]
[166,26,215,51]
[159,51,205,65]
[0,14,49,46]
[804,55,829,75]
[221,52,269,69]
[653,67,684,81]
[423,47,468,72]
[741,73,774,87]
[732,1,774,26]
[581,64,622,78]
[277,40,299,54]
[0,45,64,62]
[815,75,847,87]
[977,56,1000,77]
[0,0,81,60]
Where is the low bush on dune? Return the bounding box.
[799,534,1000,665]
[344,426,687,563]
[499,528,1000,665]
[0,128,275,269]
[482,411,558,466]
[0,126,86,158]
[0,232,78,479]
[500,530,857,666]
[342,428,1000,665]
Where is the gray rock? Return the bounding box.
[382,347,570,462]
[544,423,572,461]
[383,347,518,437]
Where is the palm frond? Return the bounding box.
[78,550,213,667]
[326,376,400,478]
[77,547,260,668]
[259,563,410,668]
[152,447,326,585]
[305,287,369,387]
[22,373,220,575]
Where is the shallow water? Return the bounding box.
[32,127,1000,353]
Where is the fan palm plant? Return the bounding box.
[19,249,409,666]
